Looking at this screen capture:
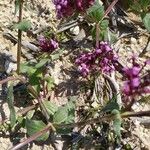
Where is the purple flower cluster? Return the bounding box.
[53,0,95,18]
[122,56,150,101]
[53,0,74,18]
[75,42,118,77]
[38,36,58,53]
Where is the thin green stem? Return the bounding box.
[95,23,100,48]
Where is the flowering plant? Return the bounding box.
[122,57,150,107]
[75,42,118,76]
[38,36,58,53]
[53,0,95,18]
[0,0,150,149]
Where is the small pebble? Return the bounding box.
[130,37,137,44]
[70,26,80,35]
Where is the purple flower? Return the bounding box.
[145,59,150,65]
[123,66,141,77]
[122,57,150,103]
[78,63,90,77]
[53,0,95,18]
[75,42,117,76]
[53,0,74,18]
[38,36,58,53]
[131,78,140,87]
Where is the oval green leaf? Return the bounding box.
[25,118,49,141]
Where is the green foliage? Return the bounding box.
[7,83,16,128]
[43,101,58,116]
[101,96,120,113]
[87,0,104,23]
[53,99,75,124]
[20,60,54,94]
[129,0,150,13]
[53,106,68,124]
[26,110,35,120]
[35,59,49,69]
[50,48,64,61]
[44,76,55,91]
[53,99,75,134]
[142,13,150,32]
[25,118,49,141]
[14,20,31,32]
[111,109,122,141]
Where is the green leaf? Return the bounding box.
[20,62,36,75]
[26,110,35,120]
[112,109,122,140]
[100,20,109,30]
[103,29,117,44]
[87,0,104,23]
[53,98,76,125]
[14,20,31,32]
[44,76,55,91]
[43,101,58,116]
[53,106,68,124]
[64,98,75,123]
[65,109,75,124]
[29,75,41,93]
[35,59,49,69]
[50,48,64,61]
[91,20,111,42]
[56,127,72,134]
[25,118,49,141]
[66,99,76,111]
[17,116,24,125]
[101,96,119,113]
[139,0,150,9]
[55,99,76,133]
[129,0,142,13]
[7,83,16,128]
[142,13,150,32]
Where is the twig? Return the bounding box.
[101,0,118,22]
[121,110,150,118]
[0,76,18,85]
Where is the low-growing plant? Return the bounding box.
[0,0,150,149]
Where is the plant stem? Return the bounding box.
[95,23,100,48]
[95,0,118,47]
[9,110,150,150]
[101,0,118,22]
[0,74,50,122]
[56,110,150,129]
[18,77,50,121]
[17,0,23,74]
